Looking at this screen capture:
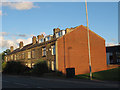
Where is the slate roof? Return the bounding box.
[7,38,57,55]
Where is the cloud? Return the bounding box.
[15,34,28,37]
[0,10,2,16]
[0,36,18,49]
[16,38,32,46]
[0,36,32,50]
[3,2,39,10]
[0,32,9,36]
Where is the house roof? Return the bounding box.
[7,38,57,55]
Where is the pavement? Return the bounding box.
[1,74,120,88]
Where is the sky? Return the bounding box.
[0,2,119,52]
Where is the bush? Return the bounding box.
[2,61,29,74]
[32,60,48,75]
[2,62,7,71]
[55,70,64,77]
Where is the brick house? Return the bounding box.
[5,25,107,75]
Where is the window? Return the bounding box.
[5,57,8,62]
[28,51,31,59]
[51,61,54,71]
[14,55,16,60]
[51,45,56,55]
[39,38,44,43]
[42,47,46,56]
[61,30,65,35]
[11,55,13,60]
[47,61,50,68]
[56,33,59,38]
[116,52,120,63]
[32,50,35,58]
[16,54,18,60]
[45,36,51,41]
[55,31,65,38]
[58,32,61,37]
[22,53,25,59]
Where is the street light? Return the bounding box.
[85,0,92,80]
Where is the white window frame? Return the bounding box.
[56,33,59,38]
[42,47,46,56]
[51,45,56,55]
[39,38,44,43]
[62,30,65,36]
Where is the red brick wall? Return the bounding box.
[57,25,107,75]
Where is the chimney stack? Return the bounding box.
[19,41,23,49]
[37,34,44,43]
[32,36,36,44]
[10,46,14,52]
[53,28,60,35]
[66,28,73,33]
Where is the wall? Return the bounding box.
[57,25,107,75]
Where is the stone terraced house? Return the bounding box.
[5,25,107,75]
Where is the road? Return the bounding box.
[2,74,120,88]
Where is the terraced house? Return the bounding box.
[5,25,107,75]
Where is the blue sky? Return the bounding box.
[1,2,118,52]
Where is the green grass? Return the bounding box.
[75,67,120,81]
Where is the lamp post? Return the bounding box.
[85,0,92,80]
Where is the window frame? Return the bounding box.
[42,47,46,56]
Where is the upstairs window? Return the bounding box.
[22,53,25,59]
[58,32,61,37]
[39,38,44,43]
[45,36,51,41]
[32,50,35,58]
[56,31,65,38]
[42,47,46,56]
[61,30,65,36]
[51,45,56,55]
[56,33,59,38]
[28,51,31,59]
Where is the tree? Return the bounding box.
[1,49,10,62]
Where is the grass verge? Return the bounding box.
[75,67,120,81]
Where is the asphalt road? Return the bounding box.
[2,74,120,88]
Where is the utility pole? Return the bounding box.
[85,0,92,80]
